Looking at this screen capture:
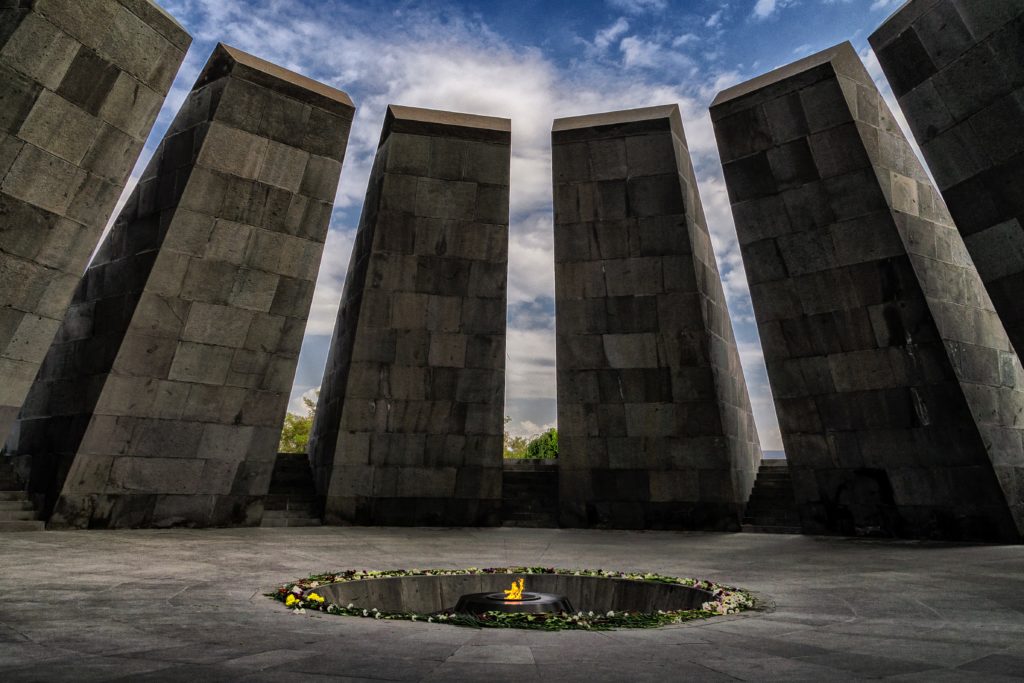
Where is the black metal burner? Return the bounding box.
[454,591,574,614]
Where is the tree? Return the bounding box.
[503,416,529,458]
[278,392,318,453]
[503,417,558,460]
[525,428,558,459]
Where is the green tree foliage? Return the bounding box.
[525,428,558,459]
[503,417,558,459]
[279,393,318,453]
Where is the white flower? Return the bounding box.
[374,613,381,619]
[606,611,615,617]
[291,586,303,595]
[428,617,434,623]
[362,609,369,616]
[588,611,594,617]
[347,603,354,609]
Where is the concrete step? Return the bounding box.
[262,509,319,519]
[502,518,558,528]
[0,500,33,511]
[0,491,29,501]
[0,510,38,521]
[0,520,45,532]
[742,524,802,534]
[260,516,321,527]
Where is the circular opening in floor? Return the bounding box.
[272,568,756,630]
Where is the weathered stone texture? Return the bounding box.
[711,42,1024,541]
[870,1,1024,359]
[552,105,762,530]
[309,105,509,526]
[0,1,190,446]
[12,44,354,528]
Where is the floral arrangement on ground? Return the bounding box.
[270,567,756,631]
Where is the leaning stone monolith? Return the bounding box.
[711,42,1024,542]
[14,44,354,528]
[870,1,1024,357]
[552,105,762,530]
[0,1,190,445]
[309,105,509,526]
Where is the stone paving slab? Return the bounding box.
[0,528,1023,681]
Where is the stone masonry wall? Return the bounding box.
[552,105,762,530]
[0,0,190,445]
[309,105,509,526]
[711,42,1024,541]
[870,1,1024,357]
[14,44,354,528]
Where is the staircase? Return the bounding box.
[742,460,802,534]
[502,459,558,528]
[261,452,322,527]
[0,458,44,531]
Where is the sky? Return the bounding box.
[133,0,910,450]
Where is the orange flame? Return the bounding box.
[503,578,525,601]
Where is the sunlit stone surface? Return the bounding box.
[0,0,190,445]
[13,44,354,528]
[871,1,1024,358]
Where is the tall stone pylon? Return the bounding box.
[711,42,1024,541]
[14,44,354,528]
[870,1,1024,357]
[552,105,761,530]
[0,1,190,445]
[309,105,509,526]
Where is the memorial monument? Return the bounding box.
[552,105,762,530]
[0,0,190,445]
[711,42,1024,541]
[308,105,510,526]
[870,1,1024,356]
[13,43,354,528]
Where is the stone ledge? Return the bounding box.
[195,43,355,117]
[382,104,511,145]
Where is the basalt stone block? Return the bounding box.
[12,44,354,529]
[870,1,1024,358]
[309,105,509,526]
[552,105,762,531]
[0,1,190,446]
[711,42,1024,542]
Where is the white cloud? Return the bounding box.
[705,10,724,28]
[607,0,668,14]
[594,17,630,51]
[673,33,699,47]
[751,0,796,20]
[150,0,784,448]
[869,0,900,10]
[752,0,776,19]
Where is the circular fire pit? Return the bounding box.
[272,568,757,630]
[454,590,574,614]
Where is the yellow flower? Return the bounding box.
[308,593,325,603]
[286,594,300,607]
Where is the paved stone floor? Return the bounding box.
[1,527,1023,681]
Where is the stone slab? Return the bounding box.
[10,43,354,529]
[0,0,190,447]
[552,104,762,530]
[309,104,509,526]
[870,1,1024,358]
[711,41,1024,541]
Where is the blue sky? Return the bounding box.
[136,0,908,450]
